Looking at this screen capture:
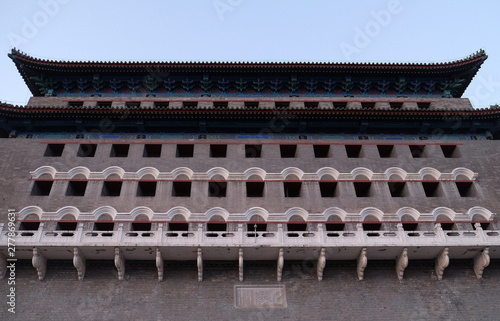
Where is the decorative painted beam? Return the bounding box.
[197,248,203,282]
[156,248,164,282]
[357,248,367,281]
[317,248,326,281]
[473,247,490,279]
[238,248,244,282]
[114,248,125,281]
[435,248,449,281]
[396,248,408,281]
[73,247,86,281]
[32,247,47,281]
[277,248,284,282]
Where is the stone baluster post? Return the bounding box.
[198,224,204,244]
[157,223,163,245]
[76,222,85,243]
[474,223,486,242]
[435,223,446,242]
[37,222,45,243]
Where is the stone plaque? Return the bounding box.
[234,285,287,309]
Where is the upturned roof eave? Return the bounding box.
[8,48,488,98]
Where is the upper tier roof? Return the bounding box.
[8,49,487,98]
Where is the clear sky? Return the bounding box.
[1,0,499,108]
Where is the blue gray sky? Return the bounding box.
[1,0,499,107]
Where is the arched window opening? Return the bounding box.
[207,215,227,232]
[287,215,306,232]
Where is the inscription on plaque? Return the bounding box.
[234,285,287,309]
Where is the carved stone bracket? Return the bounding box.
[197,248,203,282]
[473,247,490,279]
[32,247,47,281]
[156,248,164,282]
[114,247,125,281]
[277,248,284,282]
[73,247,86,281]
[357,248,367,281]
[435,248,449,281]
[238,248,244,282]
[396,248,408,281]
[317,248,326,281]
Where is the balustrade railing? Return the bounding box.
[1,223,499,248]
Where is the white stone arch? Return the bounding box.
[467,206,493,221]
[385,167,408,181]
[351,167,374,181]
[32,166,57,179]
[452,167,475,181]
[136,167,160,180]
[102,166,125,179]
[432,207,456,221]
[206,167,230,180]
[244,207,269,221]
[68,167,90,179]
[130,207,154,221]
[244,167,267,180]
[360,207,384,222]
[418,167,441,181]
[396,207,421,221]
[285,207,309,222]
[281,167,304,180]
[166,206,192,221]
[92,206,117,221]
[171,167,194,180]
[19,206,43,220]
[316,167,340,180]
[322,207,348,222]
[205,207,230,222]
[55,206,81,221]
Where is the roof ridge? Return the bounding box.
[9,48,487,67]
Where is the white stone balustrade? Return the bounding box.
[2,224,499,259]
